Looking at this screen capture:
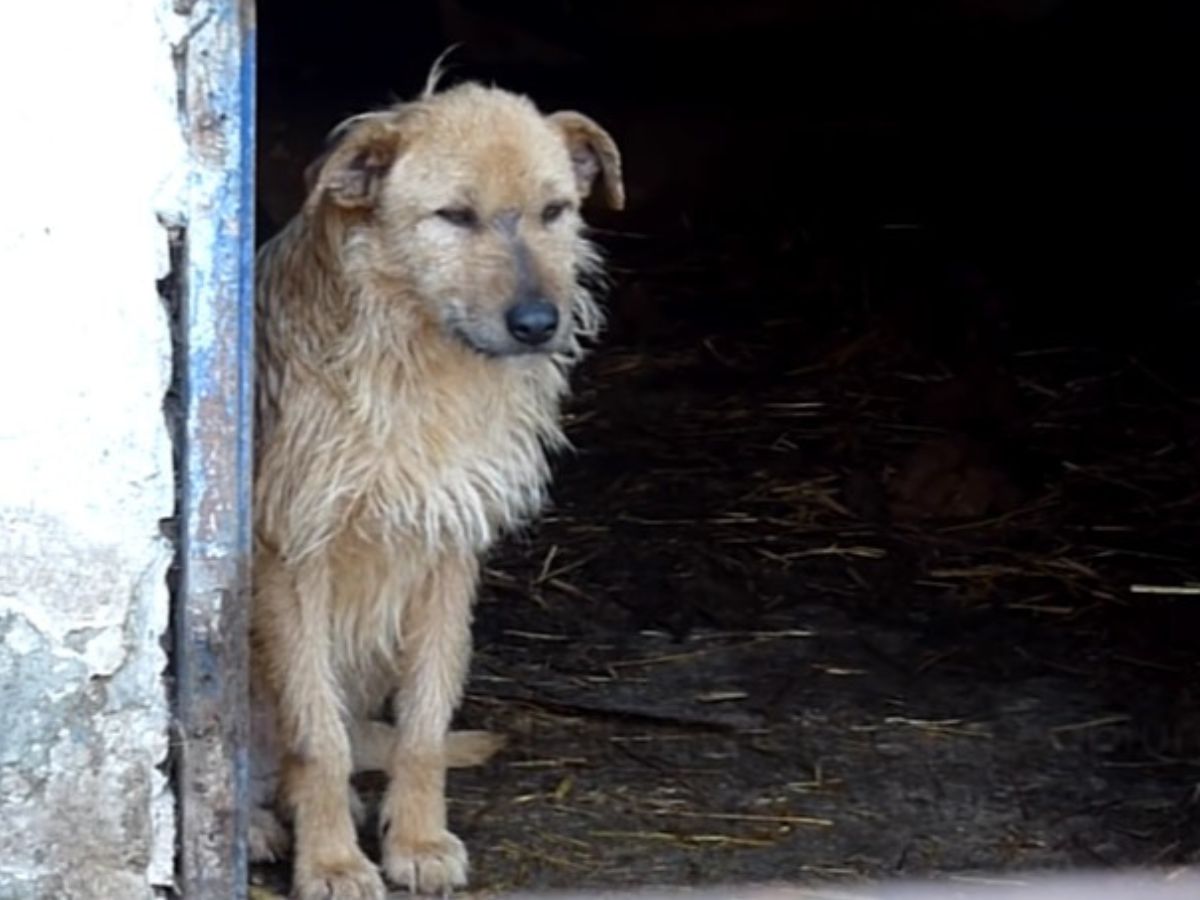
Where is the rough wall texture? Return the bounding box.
[0,1,189,897]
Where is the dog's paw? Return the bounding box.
[292,852,385,900]
[382,830,468,894]
[249,806,291,863]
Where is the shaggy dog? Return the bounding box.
[250,71,623,899]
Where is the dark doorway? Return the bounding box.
[255,1,1200,893]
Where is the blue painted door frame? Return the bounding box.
[175,0,256,896]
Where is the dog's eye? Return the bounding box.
[435,207,479,229]
[541,202,569,225]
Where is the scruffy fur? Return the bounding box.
[251,76,623,899]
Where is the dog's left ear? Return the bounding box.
[547,111,625,211]
[304,112,407,213]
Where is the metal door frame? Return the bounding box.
[174,0,256,896]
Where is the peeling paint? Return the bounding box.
[172,1,256,897]
[0,0,189,894]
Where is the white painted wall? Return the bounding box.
[0,1,190,896]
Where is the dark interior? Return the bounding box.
[256,1,1200,893]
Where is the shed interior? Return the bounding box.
[256,1,1200,892]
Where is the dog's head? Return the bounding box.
[303,82,623,358]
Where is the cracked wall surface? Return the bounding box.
[0,1,190,896]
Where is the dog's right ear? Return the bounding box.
[304,113,407,212]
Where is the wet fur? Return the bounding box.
[251,78,622,898]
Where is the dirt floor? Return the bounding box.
[250,214,1200,898]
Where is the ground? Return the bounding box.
[252,219,1200,897]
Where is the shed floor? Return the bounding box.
[252,220,1200,897]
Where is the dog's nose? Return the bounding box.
[505,300,559,345]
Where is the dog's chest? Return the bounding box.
[354,369,564,552]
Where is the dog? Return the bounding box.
[249,68,623,899]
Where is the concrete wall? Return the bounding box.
[0,1,189,896]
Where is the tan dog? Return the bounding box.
[250,71,622,899]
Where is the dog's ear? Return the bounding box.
[547,111,624,211]
[304,112,407,212]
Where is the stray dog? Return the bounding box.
[250,68,623,898]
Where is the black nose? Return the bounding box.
[505,299,559,345]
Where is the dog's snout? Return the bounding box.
[505,300,559,345]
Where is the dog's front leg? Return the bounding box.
[380,553,477,894]
[270,559,386,900]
